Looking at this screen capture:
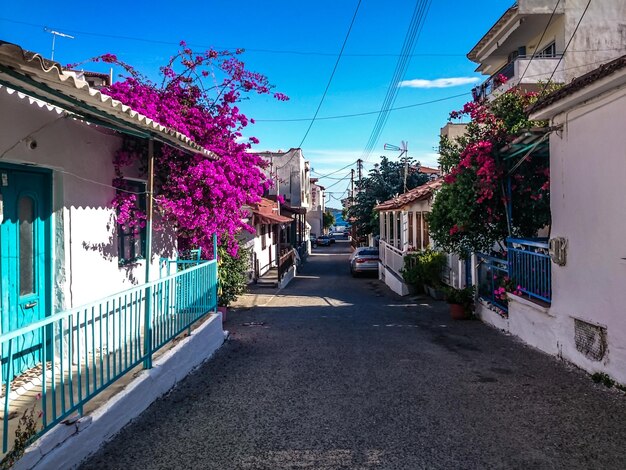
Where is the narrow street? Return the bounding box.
[82,241,626,470]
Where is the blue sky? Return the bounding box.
[1,1,508,205]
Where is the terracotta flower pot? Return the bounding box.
[217,306,227,322]
[449,303,467,320]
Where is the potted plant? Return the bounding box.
[445,285,475,320]
[420,249,447,300]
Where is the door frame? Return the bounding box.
[0,162,53,336]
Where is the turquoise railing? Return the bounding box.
[476,253,509,313]
[1,259,218,454]
[507,238,551,304]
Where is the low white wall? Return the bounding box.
[15,314,225,470]
[508,295,558,356]
[476,296,557,356]
[382,265,411,296]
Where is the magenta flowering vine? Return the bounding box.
[80,43,288,256]
[429,86,551,256]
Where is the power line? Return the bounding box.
[360,0,432,163]
[256,92,469,122]
[296,0,362,150]
[516,0,561,85]
[311,161,357,178]
[0,17,465,58]
[323,172,352,190]
[539,0,592,96]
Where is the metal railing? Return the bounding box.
[1,260,218,454]
[476,253,509,312]
[507,238,551,303]
[278,250,295,281]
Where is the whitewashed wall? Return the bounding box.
[0,86,175,314]
[544,84,626,384]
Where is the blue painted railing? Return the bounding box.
[1,259,218,454]
[507,237,551,304]
[476,253,509,313]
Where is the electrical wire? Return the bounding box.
[256,92,469,122]
[323,172,352,190]
[516,0,561,86]
[360,0,432,163]
[539,0,592,96]
[0,17,466,58]
[295,0,362,150]
[311,161,357,178]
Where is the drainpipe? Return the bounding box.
[143,138,155,369]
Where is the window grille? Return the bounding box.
[574,318,607,361]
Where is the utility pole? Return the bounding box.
[402,143,409,193]
[357,158,363,188]
[350,168,355,206]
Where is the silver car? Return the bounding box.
[350,247,379,276]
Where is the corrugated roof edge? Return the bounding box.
[0,41,216,158]
[374,178,443,211]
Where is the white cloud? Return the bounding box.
[399,77,480,88]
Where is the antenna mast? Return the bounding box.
[44,28,75,61]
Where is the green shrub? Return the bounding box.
[217,242,250,307]
[401,249,447,288]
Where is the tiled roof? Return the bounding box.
[250,198,292,225]
[374,178,443,211]
[0,41,214,158]
[528,55,626,114]
[419,165,440,175]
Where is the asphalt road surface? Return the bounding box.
[82,241,626,469]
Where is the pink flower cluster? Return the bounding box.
[96,43,288,256]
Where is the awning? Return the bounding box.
[0,41,216,158]
[251,210,292,226]
[498,128,550,161]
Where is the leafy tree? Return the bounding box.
[323,210,335,231]
[429,87,550,257]
[347,155,429,239]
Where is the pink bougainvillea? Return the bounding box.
[429,87,551,256]
[85,42,288,256]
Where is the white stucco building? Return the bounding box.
[0,43,214,321]
[469,0,626,101]
[375,179,442,296]
[306,178,325,238]
[240,197,292,282]
[257,148,312,256]
[519,55,626,384]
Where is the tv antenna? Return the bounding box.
[384,141,410,192]
[44,28,75,61]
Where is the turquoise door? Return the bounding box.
[0,165,51,377]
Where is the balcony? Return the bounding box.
[472,54,564,102]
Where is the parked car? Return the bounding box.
[328,234,336,244]
[316,235,331,246]
[350,247,380,276]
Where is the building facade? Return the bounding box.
[469,0,626,101]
